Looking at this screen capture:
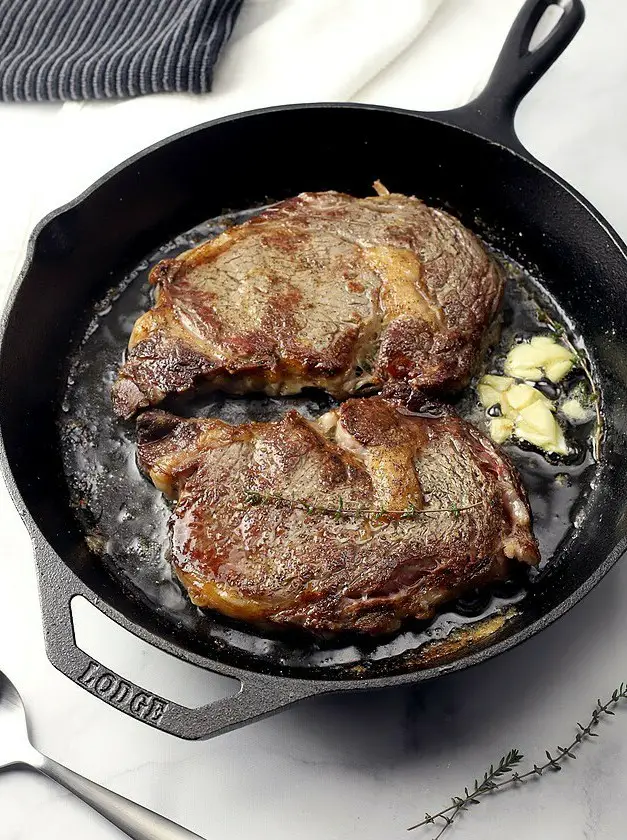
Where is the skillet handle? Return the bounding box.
[425,0,585,152]
[35,544,315,740]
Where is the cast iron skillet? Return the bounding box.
[2,0,627,740]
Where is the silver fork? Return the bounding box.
[0,669,205,839]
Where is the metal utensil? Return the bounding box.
[0,669,205,840]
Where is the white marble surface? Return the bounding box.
[2,1,627,839]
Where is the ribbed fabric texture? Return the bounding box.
[0,0,243,102]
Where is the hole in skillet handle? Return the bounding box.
[527,3,566,52]
[71,595,238,708]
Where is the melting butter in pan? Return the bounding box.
[561,396,594,423]
[478,374,568,454]
[476,334,585,455]
[504,335,574,382]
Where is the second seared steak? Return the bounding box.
[113,187,503,418]
[136,385,539,635]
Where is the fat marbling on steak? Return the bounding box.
[112,186,504,418]
[136,385,539,635]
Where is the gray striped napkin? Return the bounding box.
[0,0,243,102]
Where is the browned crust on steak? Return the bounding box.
[136,388,539,635]
[113,190,503,417]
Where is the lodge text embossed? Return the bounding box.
[78,661,169,723]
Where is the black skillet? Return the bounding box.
[2,0,627,740]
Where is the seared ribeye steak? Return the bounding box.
[136,385,539,635]
[113,187,503,418]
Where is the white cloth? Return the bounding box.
[0,0,525,300]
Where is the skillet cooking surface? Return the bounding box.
[58,203,601,677]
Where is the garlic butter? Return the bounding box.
[561,397,593,423]
[504,335,575,383]
[477,373,568,455]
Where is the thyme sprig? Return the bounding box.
[409,682,627,838]
[242,490,482,520]
[538,308,602,458]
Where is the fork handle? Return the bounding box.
[35,751,205,840]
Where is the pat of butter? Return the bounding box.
[504,335,575,383]
[477,373,569,455]
[506,383,552,412]
[489,417,514,444]
[516,402,568,455]
[561,397,591,423]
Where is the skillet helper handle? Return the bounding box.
[35,547,313,740]
[36,752,206,840]
[429,0,585,150]
[63,653,306,740]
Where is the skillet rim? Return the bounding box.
[1,99,626,695]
